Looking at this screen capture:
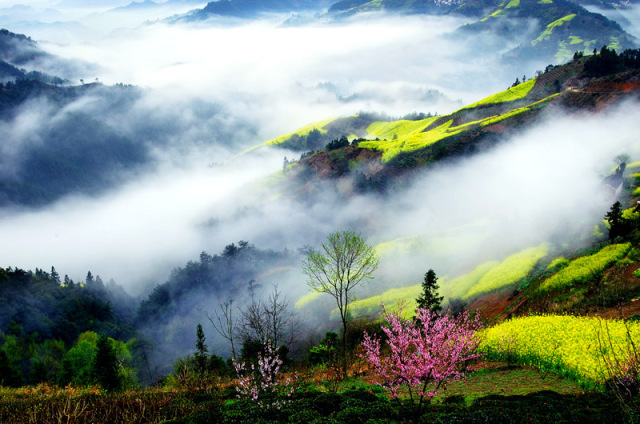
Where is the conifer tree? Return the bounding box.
[605,201,625,240]
[195,323,208,375]
[416,269,443,314]
[93,334,120,391]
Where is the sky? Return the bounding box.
[0,0,638,299]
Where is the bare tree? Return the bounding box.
[302,229,380,375]
[239,285,298,351]
[207,299,238,361]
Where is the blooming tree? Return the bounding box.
[233,340,295,411]
[362,305,483,415]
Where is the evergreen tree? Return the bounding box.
[605,201,625,241]
[0,350,23,387]
[50,266,61,284]
[93,334,120,391]
[416,269,443,314]
[195,323,208,375]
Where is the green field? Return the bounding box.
[532,14,576,46]
[538,243,632,292]
[464,244,549,299]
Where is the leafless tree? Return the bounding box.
[240,285,299,352]
[207,299,238,361]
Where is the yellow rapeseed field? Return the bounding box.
[479,315,640,388]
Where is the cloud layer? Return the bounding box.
[0,1,634,301]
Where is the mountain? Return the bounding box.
[260,49,640,197]
[460,0,638,63]
[326,0,638,64]
[184,0,334,20]
[0,28,91,83]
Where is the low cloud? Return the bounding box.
[0,1,632,302]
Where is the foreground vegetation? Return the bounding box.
[0,363,631,424]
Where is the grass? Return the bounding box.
[365,117,438,141]
[344,285,424,319]
[479,315,640,388]
[265,117,337,147]
[532,14,576,47]
[360,119,462,161]
[546,257,569,271]
[569,35,583,45]
[464,244,549,299]
[481,8,505,21]
[295,291,322,309]
[461,78,536,110]
[556,40,572,63]
[440,363,583,403]
[538,243,632,292]
[443,261,501,300]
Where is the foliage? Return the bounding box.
[93,334,120,392]
[479,315,640,388]
[596,318,640,419]
[302,229,380,375]
[584,46,625,77]
[195,324,208,375]
[538,243,632,292]
[362,304,483,416]
[326,135,350,151]
[415,269,443,314]
[605,201,624,240]
[308,332,339,367]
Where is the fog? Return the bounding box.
[583,4,640,40]
[0,0,633,304]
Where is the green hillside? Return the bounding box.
[327,0,637,64]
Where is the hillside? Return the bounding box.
[325,0,638,64]
[260,50,640,199]
[183,0,334,19]
[255,50,640,321]
[461,0,638,63]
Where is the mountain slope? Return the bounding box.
[184,0,333,19]
[326,0,637,64]
[462,0,638,63]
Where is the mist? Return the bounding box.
[0,0,632,306]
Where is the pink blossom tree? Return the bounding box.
[233,340,296,411]
[361,304,483,416]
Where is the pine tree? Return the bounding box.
[605,201,625,240]
[195,323,208,375]
[416,269,443,314]
[93,334,120,391]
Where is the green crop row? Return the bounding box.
[464,244,549,299]
[538,243,632,293]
